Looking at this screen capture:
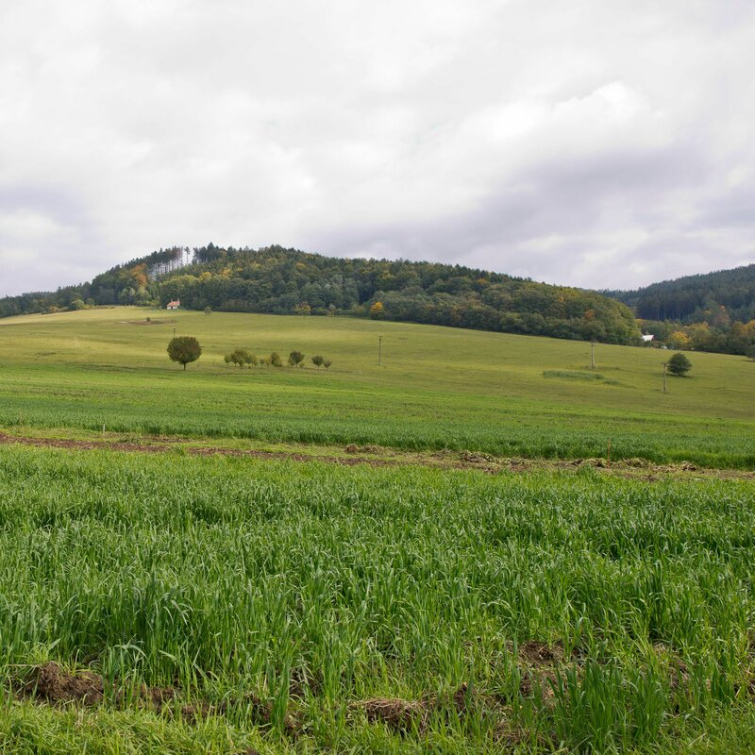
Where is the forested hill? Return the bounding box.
[605,264,755,355]
[0,244,641,345]
[608,264,755,322]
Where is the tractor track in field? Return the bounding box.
[0,430,753,480]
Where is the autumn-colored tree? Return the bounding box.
[369,301,384,319]
[667,331,692,350]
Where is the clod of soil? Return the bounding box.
[350,698,427,732]
[518,670,557,702]
[23,662,104,705]
[115,684,178,711]
[623,457,652,468]
[181,702,212,723]
[224,693,300,736]
[344,444,384,454]
[518,641,565,666]
[460,451,495,463]
[288,666,323,699]
[453,682,471,713]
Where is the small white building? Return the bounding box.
[167,300,180,310]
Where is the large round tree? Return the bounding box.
[167,336,202,370]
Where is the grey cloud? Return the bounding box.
[1,0,754,297]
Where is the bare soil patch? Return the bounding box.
[349,698,427,732]
[20,662,103,705]
[13,663,301,735]
[123,319,177,326]
[0,430,752,480]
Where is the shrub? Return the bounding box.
[667,352,692,377]
[288,351,305,367]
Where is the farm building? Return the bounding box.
[166,300,181,310]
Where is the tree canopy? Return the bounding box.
[667,352,692,377]
[0,244,642,346]
[167,336,202,370]
[607,264,755,356]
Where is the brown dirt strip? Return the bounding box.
[0,431,392,467]
[0,431,753,480]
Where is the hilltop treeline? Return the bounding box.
[608,264,755,355]
[0,244,641,344]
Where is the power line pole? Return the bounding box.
[662,362,668,394]
[591,341,596,369]
[378,335,382,366]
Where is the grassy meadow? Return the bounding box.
[1,307,755,753]
[0,306,754,466]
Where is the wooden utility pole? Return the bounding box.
[591,341,596,369]
[378,335,382,366]
[662,362,668,394]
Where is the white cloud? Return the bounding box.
[1,0,754,297]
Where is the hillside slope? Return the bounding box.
[608,263,755,322]
[0,307,753,467]
[0,244,640,345]
[605,264,755,354]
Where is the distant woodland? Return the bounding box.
[0,244,641,345]
[607,264,755,356]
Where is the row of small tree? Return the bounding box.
[166,338,334,371]
[224,349,332,370]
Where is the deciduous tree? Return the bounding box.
[167,336,202,370]
[667,352,692,376]
[288,350,305,367]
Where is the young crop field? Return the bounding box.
[0,307,754,467]
[1,308,755,753]
[1,446,755,753]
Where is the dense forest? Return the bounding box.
[0,244,641,345]
[606,264,755,355]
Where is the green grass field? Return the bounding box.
[0,306,754,467]
[2,446,755,753]
[2,307,755,753]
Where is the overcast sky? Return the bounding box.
[1,0,754,297]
